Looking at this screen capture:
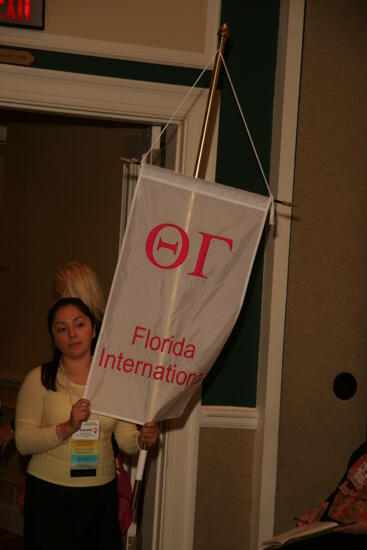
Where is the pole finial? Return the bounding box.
[193,23,230,179]
[218,22,230,40]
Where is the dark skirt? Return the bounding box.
[24,474,123,550]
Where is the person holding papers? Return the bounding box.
[15,297,158,550]
[288,441,367,547]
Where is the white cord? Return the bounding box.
[141,49,219,165]
[219,52,275,224]
[141,47,275,225]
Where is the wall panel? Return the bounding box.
[276,0,367,533]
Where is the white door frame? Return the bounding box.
[0,63,218,550]
[251,1,305,548]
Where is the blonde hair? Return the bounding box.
[52,261,105,321]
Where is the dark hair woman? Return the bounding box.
[15,297,158,550]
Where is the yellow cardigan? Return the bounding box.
[15,366,139,487]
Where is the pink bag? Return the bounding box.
[116,452,134,535]
[17,479,26,506]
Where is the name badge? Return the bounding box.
[70,420,100,477]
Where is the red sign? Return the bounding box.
[0,0,45,29]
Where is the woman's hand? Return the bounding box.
[69,398,91,432]
[336,520,367,535]
[56,399,91,443]
[138,422,159,448]
[296,500,329,526]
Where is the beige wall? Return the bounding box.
[194,427,255,550]
[46,0,208,53]
[275,0,367,533]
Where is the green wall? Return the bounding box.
[203,1,280,406]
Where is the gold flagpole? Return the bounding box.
[194,23,229,179]
[129,442,148,511]
[129,23,229,514]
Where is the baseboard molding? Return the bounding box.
[200,406,258,430]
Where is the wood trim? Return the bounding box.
[159,394,201,550]
[200,406,258,429]
[0,469,24,487]
[0,63,204,120]
[0,64,218,182]
[0,374,23,386]
[0,502,23,536]
[0,375,21,409]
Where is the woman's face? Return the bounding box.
[52,304,95,360]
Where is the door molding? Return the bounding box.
[251,1,305,548]
[201,405,258,430]
[0,63,218,550]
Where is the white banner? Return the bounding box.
[85,164,271,424]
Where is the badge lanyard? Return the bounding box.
[60,362,100,477]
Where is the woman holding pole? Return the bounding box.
[15,296,158,549]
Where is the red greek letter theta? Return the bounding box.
[146,223,189,269]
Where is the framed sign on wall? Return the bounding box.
[0,0,45,30]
